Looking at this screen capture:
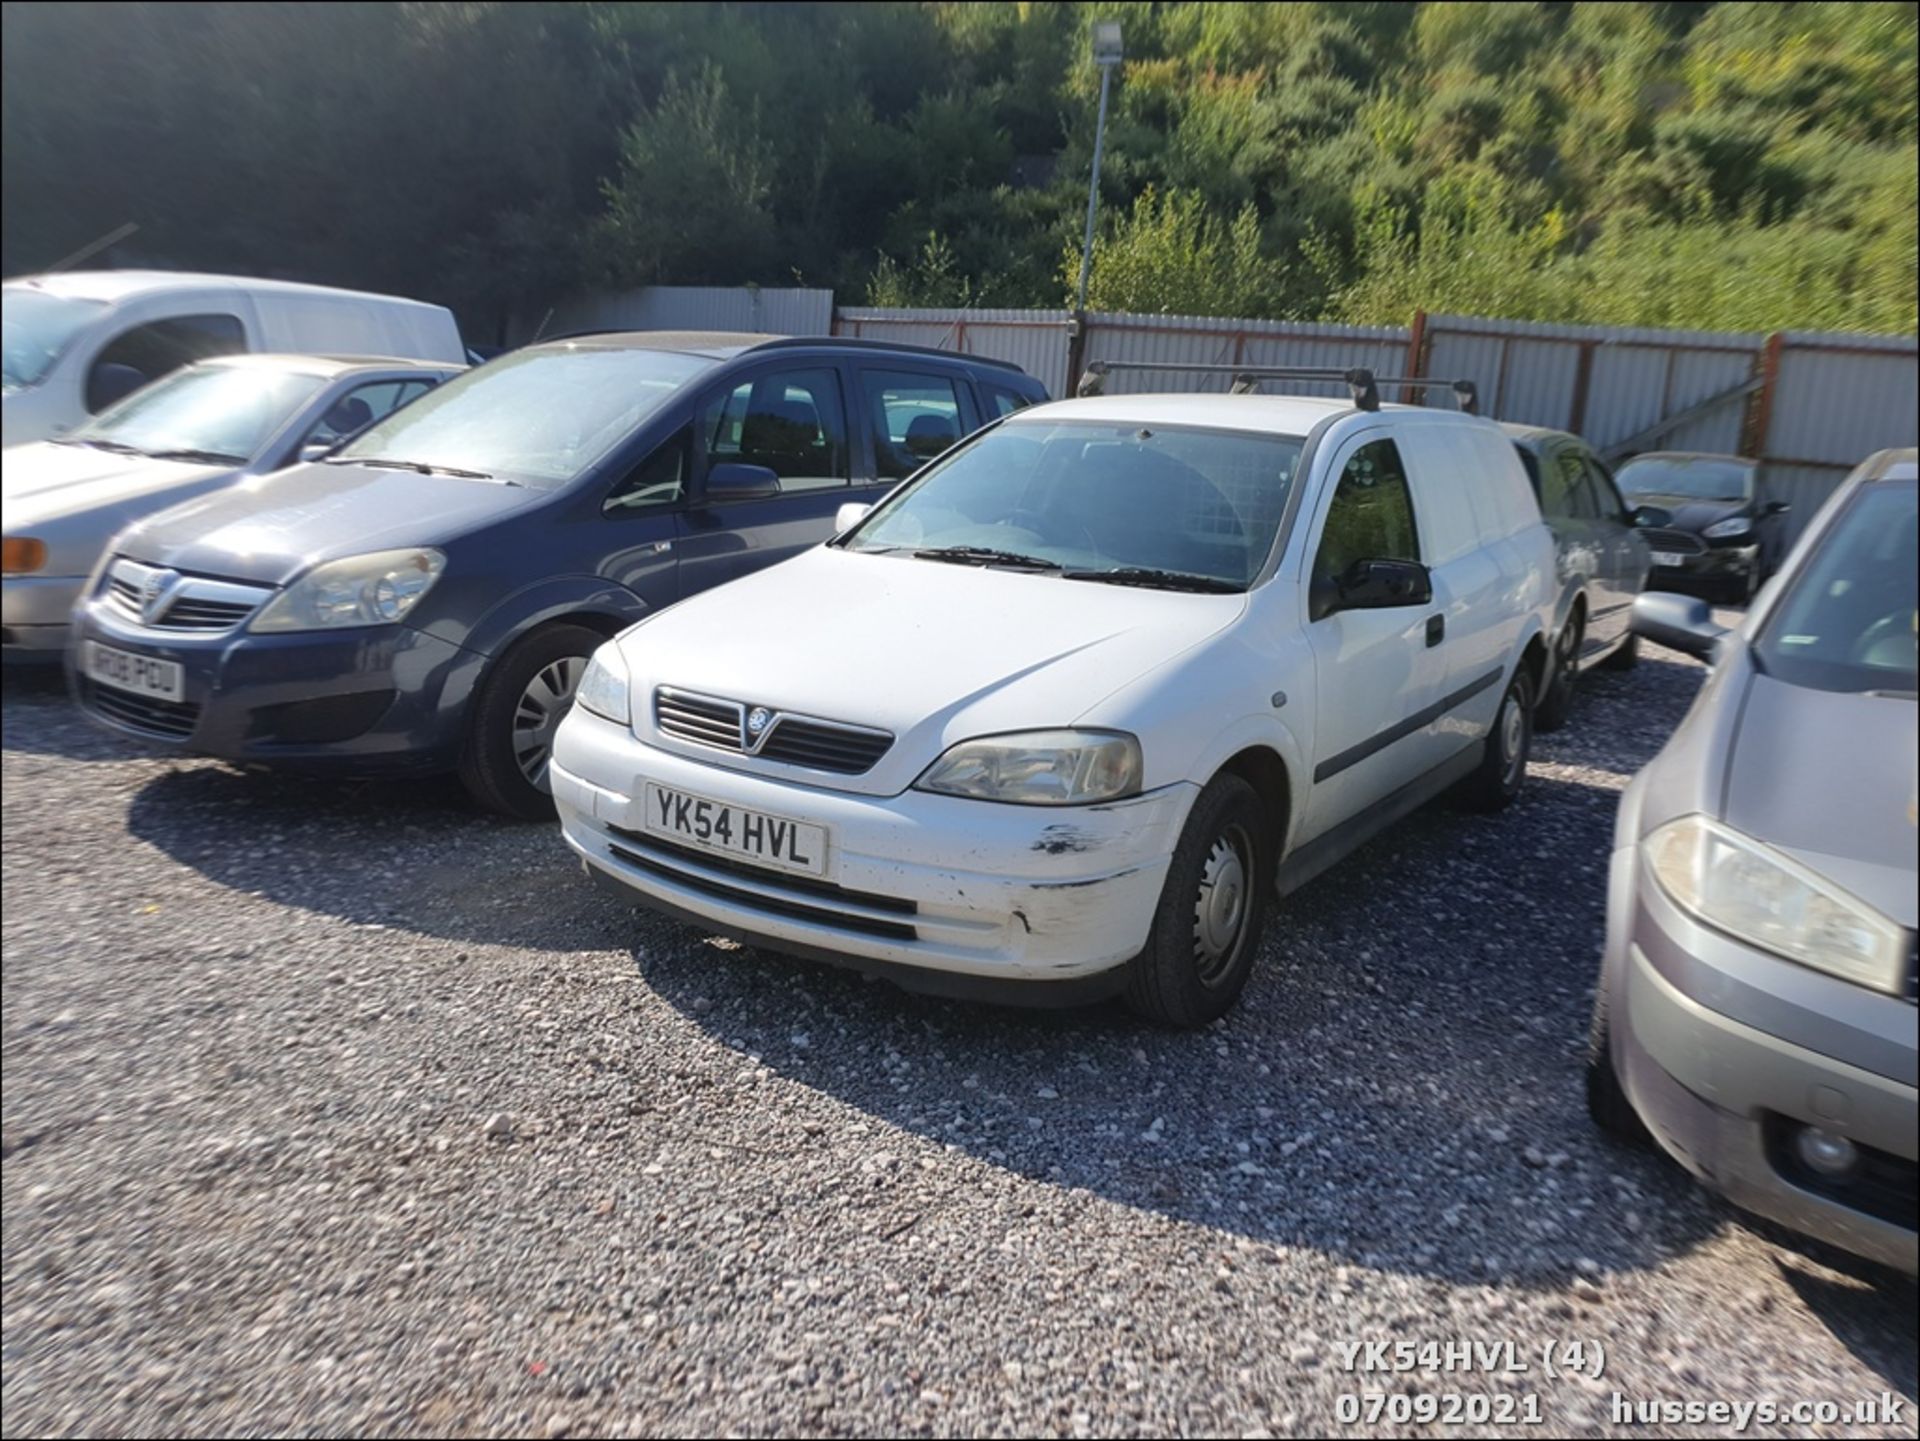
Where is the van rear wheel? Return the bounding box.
[458,623,603,821]
[1457,668,1532,813]
[1123,773,1269,1028]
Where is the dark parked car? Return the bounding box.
[1502,424,1650,730]
[69,332,1046,818]
[1589,448,1917,1274]
[1612,451,1790,603]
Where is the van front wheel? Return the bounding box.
[1123,773,1270,1028]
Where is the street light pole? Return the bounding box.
[1074,22,1124,314]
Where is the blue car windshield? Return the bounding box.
[1754,479,1917,695]
[844,419,1304,589]
[337,345,714,487]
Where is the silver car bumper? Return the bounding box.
[1,574,81,660]
[1610,847,1918,1273]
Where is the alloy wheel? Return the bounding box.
[513,655,586,791]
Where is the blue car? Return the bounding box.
[69,332,1045,817]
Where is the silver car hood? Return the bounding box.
[1721,672,1919,927]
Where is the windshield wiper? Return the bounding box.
[54,437,147,455]
[912,545,1061,571]
[146,447,247,465]
[333,455,504,482]
[1062,566,1242,593]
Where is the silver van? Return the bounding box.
[2,270,465,447]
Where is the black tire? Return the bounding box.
[1533,607,1583,734]
[458,622,604,821]
[1586,980,1651,1144]
[1123,773,1270,1028]
[1599,632,1639,671]
[1457,667,1532,813]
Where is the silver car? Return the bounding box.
[1588,448,1917,1273]
[2,353,460,660]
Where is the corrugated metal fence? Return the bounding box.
[514,286,1915,541]
[834,307,1072,399]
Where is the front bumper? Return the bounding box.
[552,706,1193,992]
[2,574,84,660]
[69,593,483,774]
[1608,845,1918,1273]
[1647,541,1758,587]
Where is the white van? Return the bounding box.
[1,271,465,447]
[553,364,1559,1025]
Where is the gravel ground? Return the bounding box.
[3,625,1914,1439]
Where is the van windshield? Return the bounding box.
[66,362,328,463]
[336,345,714,487]
[2,288,107,391]
[844,419,1304,589]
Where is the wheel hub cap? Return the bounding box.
[1193,829,1251,985]
[513,655,587,791]
[1501,688,1525,781]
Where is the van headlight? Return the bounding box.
[1702,517,1751,539]
[575,644,631,726]
[915,729,1141,805]
[1645,815,1906,994]
[250,548,445,632]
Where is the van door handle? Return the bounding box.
[1426,614,1445,647]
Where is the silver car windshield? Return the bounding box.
[844,420,1304,589]
[1754,480,1917,695]
[2,288,107,391]
[70,363,329,463]
[336,346,714,487]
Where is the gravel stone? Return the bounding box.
[4,623,1914,1437]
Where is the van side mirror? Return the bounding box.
[1631,504,1672,529]
[1762,500,1790,517]
[703,462,781,503]
[1312,558,1432,620]
[1632,591,1728,661]
[835,501,872,534]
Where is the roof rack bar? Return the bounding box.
[1075,360,1478,414]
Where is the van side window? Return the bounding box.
[86,313,246,412]
[1313,439,1420,590]
[605,427,690,513]
[861,369,963,480]
[702,368,848,492]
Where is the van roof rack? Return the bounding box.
[1074,361,1477,415]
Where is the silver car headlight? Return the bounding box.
[1645,815,1906,994]
[250,548,445,632]
[914,729,1141,806]
[1702,517,1751,539]
[574,644,631,726]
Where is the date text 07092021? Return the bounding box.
[1338,1339,1606,1379]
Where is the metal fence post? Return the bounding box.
[1742,332,1784,459]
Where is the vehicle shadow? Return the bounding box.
[622,767,1731,1291]
[123,762,639,952]
[1769,1239,1918,1401]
